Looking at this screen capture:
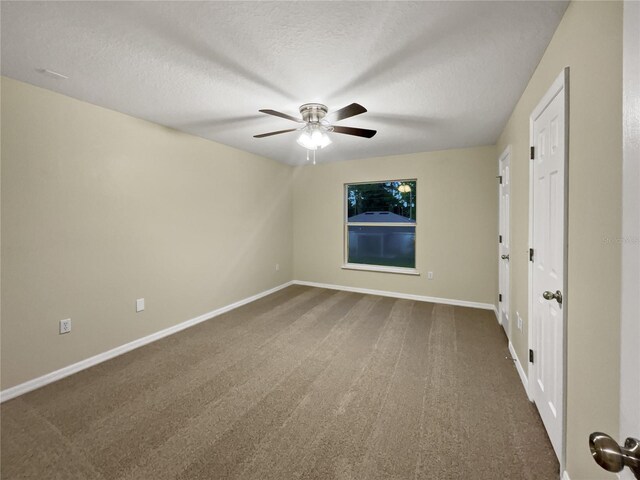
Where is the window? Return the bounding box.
[344,180,417,273]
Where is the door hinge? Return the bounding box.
[499,294,503,302]
[529,248,534,262]
[497,175,503,184]
[499,235,502,244]
[529,349,534,363]
[530,146,535,160]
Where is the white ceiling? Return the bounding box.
[1,1,568,165]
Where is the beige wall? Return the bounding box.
[497,2,622,478]
[292,146,498,306]
[0,77,293,390]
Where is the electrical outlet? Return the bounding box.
[136,298,145,312]
[275,263,280,271]
[59,318,71,334]
[427,271,434,280]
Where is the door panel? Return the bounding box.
[499,148,511,338]
[531,74,566,461]
[620,3,640,477]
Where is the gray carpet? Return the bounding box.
[1,286,559,479]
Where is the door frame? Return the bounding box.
[620,3,639,478]
[528,67,570,469]
[498,145,511,338]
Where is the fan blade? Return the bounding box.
[326,103,367,122]
[331,126,377,138]
[258,109,304,123]
[253,128,298,138]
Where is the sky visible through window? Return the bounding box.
[347,180,417,221]
[347,181,416,222]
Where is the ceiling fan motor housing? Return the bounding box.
[299,103,328,124]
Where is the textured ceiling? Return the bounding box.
[1,1,568,165]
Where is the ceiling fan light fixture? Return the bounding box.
[311,129,323,144]
[296,129,316,150]
[313,128,332,149]
[297,125,331,150]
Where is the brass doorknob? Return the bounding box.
[542,290,563,305]
[501,254,510,260]
[589,432,640,479]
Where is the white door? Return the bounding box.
[591,8,640,476]
[530,69,567,461]
[619,2,640,477]
[498,147,511,338]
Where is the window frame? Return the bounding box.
[342,179,419,275]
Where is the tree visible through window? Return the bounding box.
[345,180,416,269]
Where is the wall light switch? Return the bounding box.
[427,271,434,280]
[136,298,145,312]
[59,318,71,334]
[275,264,280,271]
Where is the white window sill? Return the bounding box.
[341,263,420,276]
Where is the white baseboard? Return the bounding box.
[509,340,531,400]
[561,470,570,480]
[494,305,500,323]
[293,280,496,311]
[0,281,294,403]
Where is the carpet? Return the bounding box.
[1,285,559,479]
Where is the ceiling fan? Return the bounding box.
[253,103,376,160]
